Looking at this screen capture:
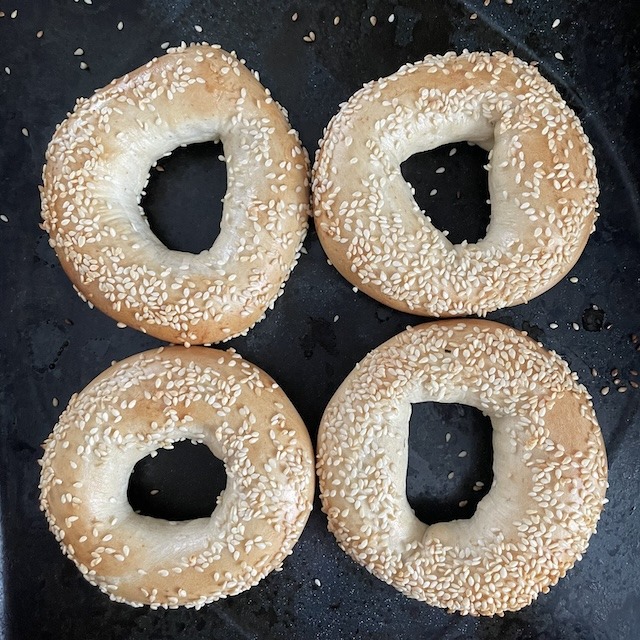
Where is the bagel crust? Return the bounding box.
[317,320,608,616]
[41,44,310,345]
[313,51,599,316]
[39,347,315,609]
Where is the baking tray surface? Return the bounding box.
[1,1,639,638]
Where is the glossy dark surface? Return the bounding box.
[1,0,639,638]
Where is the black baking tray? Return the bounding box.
[1,1,639,638]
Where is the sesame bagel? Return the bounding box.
[313,51,599,316]
[39,346,315,609]
[317,320,607,616]
[41,43,310,345]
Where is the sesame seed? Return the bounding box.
[74,48,84,56]
[117,21,124,30]
[333,16,340,25]
[618,386,628,393]
[0,215,8,223]
[449,147,457,156]
[116,322,127,328]
[572,323,580,331]
[435,167,445,174]
[458,450,467,458]
[447,471,454,479]
[160,41,170,49]
[333,315,339,322]
[4,67,9,75]
[549,323,558,329]
[555,52,565,61]
[569,276,578,283]
[21,127,29,137]
[79,61,88,70]
[601,386,609,396]
[370,16,377,26]
[430,189,438,196]
[470,13,478,20]
[10,10,17,19]
[291,12,298,21]
[36,30,44,38]
[388,13,395,23]
[591,368,598,377]
[150,489,159,496]
[552,19,560,28]
[52,397,59,407]
[631,370,638,377]
[458,500,468,508]
[630,380,639,389]
[445,432,451,442]
[194,25,203,33]
[611,368,619,377]
[303,31,316,43]
[314,578,321,587]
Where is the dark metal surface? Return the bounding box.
[1,0,639,638]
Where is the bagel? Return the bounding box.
[317,320,607,616]
[41,43,310,345]
[313,51,599,316]
[39,346,315,608]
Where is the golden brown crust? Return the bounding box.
[317,320,607,616]
[39,346,315,609]
[41,44,310,345]
[313,51,599,316]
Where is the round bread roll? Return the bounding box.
[317,320,608,616]
[313,51,599,316]
[39,346,315,609]
[41,43,310,345]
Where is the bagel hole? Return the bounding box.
[142,141,226,253]
[127,440,226,521]
[406,402,493,524]
[400,142,491,245]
